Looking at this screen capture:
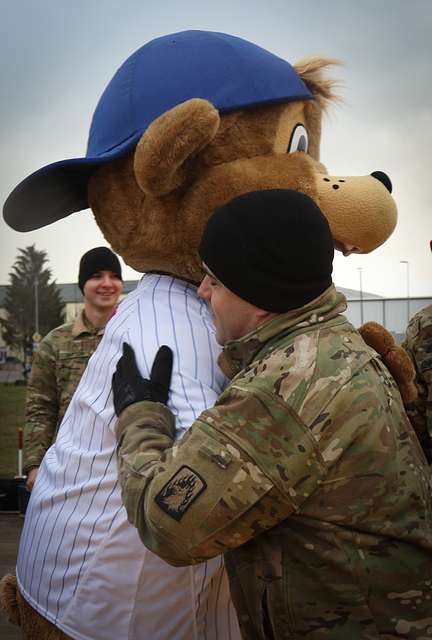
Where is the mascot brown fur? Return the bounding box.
[359,321,417,404]
[0,35,414,639]
[0,574,69,639]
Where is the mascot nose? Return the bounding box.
[370,171,392,194]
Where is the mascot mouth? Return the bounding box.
[334,240,361,256]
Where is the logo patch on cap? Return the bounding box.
[155,465,207,521]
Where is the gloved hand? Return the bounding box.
[112,343,173,417]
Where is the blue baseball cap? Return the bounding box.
[4,30,313,232]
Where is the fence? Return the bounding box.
[344,296,432,343]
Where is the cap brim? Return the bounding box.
[3,133,142,232]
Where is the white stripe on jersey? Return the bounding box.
[17,274,241,640]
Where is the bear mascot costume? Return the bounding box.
[0,30,414,640]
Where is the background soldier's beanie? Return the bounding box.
[199,189,334,312]
[78,247,123,293]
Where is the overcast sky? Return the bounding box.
[1,0,431,298]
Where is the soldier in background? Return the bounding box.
[112,190,432,639]
[402,240,432,464]
[24,246,123,491]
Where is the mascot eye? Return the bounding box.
[288,124,308,153]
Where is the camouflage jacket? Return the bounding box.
[116,286,432,639]
[402,304,432,464]
[24,311,104,473]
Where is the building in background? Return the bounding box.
[342,290,432,344]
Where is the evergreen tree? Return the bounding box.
[1,245,65,360]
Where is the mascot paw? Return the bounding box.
[0,573,20,626]
[359,321,417,405]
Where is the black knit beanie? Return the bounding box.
[78,247,122,293]
[199,189,334,312]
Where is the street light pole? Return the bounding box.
[400,260,410,324]
[357,267,364,325]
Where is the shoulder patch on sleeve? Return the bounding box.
[155,465,207,521]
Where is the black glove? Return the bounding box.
[112,342,173,417]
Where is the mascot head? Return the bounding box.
[3,30,397,282]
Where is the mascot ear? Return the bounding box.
[134,98,220,196]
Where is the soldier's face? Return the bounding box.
[83,270,123,312]
[198,266,265,345]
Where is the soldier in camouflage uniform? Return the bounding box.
[402,244,432,464]
[113,191,432,639]
[24,247,122,489]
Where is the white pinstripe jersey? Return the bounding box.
[17,274,241,640]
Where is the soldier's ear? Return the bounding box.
[134,99,220,196]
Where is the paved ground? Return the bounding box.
[0,513,24,639]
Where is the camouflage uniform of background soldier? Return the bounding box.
[24,246,122,476]
[402,303,432,465]
[113,192,432,640]
[23,315,103,473]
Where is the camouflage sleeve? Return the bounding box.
[116,389,326,567]
[23,335,59,473]
[402,317,432,463]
